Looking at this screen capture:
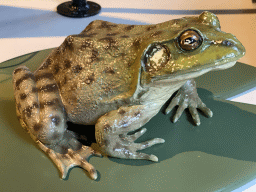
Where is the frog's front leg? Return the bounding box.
[165,79,213,126]
[13,66,100,180]
[95,105,165,161]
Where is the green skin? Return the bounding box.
[12,11,245,180]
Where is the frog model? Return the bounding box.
[13,11,245,180]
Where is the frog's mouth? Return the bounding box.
[142,38,245,84]
[175,60,238,80]
[149,60,238,84]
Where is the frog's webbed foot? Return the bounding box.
[96,106,165,162]
[13,66,101,179]
[165,79,213,126]
[113,128,164,161]
[37,131,102,180]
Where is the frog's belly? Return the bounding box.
[59,87,134,125]
[65,102,119,125]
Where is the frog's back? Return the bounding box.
[35,19,187,124]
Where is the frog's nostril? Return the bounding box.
[222,40,233,46]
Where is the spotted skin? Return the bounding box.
[13,66,66,145]
[13,12,245,180]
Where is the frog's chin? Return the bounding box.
[212,60,237,70]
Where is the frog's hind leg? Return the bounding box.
[95,105,165,161]
[13,66,100,180]
[13,66,67,144]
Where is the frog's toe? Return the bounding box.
[126,128,147,141]
[165,96,180,115]
[38,141,101,180]
[199,105,213,117]
[188,107,201,126]
[125,137,164,161]
[108,132,165,162]
[172,104,187,123]
[135,138,165,151]
[130,152,159,162]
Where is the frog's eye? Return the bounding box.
[178,30,202,51]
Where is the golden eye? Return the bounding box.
[178,30,202,51]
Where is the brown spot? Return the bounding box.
[71,83,77,91]
[35,73,54,82]
[33,123,42,132]
[106,32,119,36]
[90,49,99,62]
[20,93,27,100]
[62,76,68,85]
[40,98,59,109]
[104,67,115,74]
[46,148,51,154]
[81,40,92,50]
[32,102,39,109]
[150,31,162,37]
[127,62,133,67]
[24,107,32,117]
[85,73,95,85]
[39,58,52,70]
[118,109,126,115]
[24,103,39,117]
[17,103,21,110]
[16,73,35,90]
[147,26,157,31]
[72,65,83,73]
[39,83,58,92]
[98,21,117,30]
[82,33,97,38]
[61,154,69,159]
[103,139,110,146]
[125,25,135,31]
[100,37,117,50]
[120,35,129,38]
[53,65,60,75]
[63,36,74,51]
[103,123,111,133]
[133,38,141,49]
[51,116,61,126]
[13,67,26,75]
[120,52,127,60]
[121,121,129,127]
[55,47,61,55]
[134,111,141,117]
[69,151,75,159]
[64,59,72,69]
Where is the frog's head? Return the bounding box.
[140,11,245,86]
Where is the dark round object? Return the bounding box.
[57,1,101,18]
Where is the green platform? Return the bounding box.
[0,49,256,192]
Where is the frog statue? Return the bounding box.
[13,11,245,180]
